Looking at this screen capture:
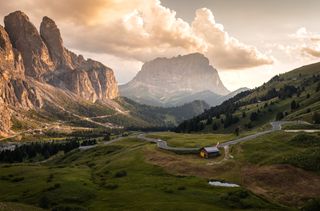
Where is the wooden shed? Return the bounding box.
[199,147,220,158]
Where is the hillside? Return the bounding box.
[175,62,320,133]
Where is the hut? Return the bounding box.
[199,146,220,158]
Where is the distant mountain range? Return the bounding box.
[120,53,248,107]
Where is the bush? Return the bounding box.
[114,170,127,178]
[250,112,259,121]
[104,183,118,190]
[313,112,320,124]
[39,195,50,209]
[276,112,284,120]
[302,199,320,211]
[177,186,186,190]
[11,177,24,182]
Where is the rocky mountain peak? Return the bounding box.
[40,16,73,69]
[130,53,229,94]
[4,11,54,79]
[120,53,230,107]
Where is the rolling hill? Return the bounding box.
[175,62,320,133]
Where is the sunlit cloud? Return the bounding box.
[0,0,273,71]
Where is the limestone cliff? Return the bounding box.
[0,11,119,135]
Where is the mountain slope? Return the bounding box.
[0,11,208,136]
[175,62,320,133]
[120,53,230,107]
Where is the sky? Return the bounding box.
[0,0,320,91]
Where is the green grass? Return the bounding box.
[239,131,320,172]
[0,138,283,210]
[0,201,45,211]
[147,132,235,148]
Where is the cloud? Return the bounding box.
[302,46,320,58]
[290,27,320,58]
[0,0,273,70]
[191,8,273,69]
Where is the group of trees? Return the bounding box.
[175,90,252,132]
[0,138,97,163]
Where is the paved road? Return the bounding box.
[137,121,307,152]
[219,120,307,147]
[88,120,307,153]
[137,134,199,153]
[2,120,311,153]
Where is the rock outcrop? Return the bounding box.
[39,16,119,101]
[4,11,54,79]
[40,16,73,69]
[0,11,119,135]
[120,53,230,106]
[0,24,42,134]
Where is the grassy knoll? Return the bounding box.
[239,132,320,172]
[0,138,283,210]
[147,132,235,148]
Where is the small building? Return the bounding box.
[199,147,220,159]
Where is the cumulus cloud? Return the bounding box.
[287,27,320,58]
[0,0,273,70]
[191,8,273,69]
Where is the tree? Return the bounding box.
[206,117,213,125]
[307,93,310,99]
[276,112,284,120]
[250,112,259,121]
[313,112,320,124]
[212,123,219,131]
[291,100,297,110]
[317,82,320,92]
[234,127,240,136]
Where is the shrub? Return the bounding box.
[302,198,320,211]
[313,112,320,124]
[177,186,186,190]
[39,195,50,209]
[114,170,127,178]
[276,112,284,120]
[104,184,118,190]
[11,177,24,182]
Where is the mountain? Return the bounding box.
[175,62,320,133]
[0,11,208,136]
[120,53,231,107]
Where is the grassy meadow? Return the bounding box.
[0,137,285,211]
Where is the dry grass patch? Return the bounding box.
[242,164,320,207]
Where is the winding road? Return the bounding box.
[137,121,309,153]
[1,120,311,153]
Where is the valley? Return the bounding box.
[0,4,320,211]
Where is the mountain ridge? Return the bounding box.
[120,53,232,107]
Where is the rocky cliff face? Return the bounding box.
[0,11,119,135]
[120,53,230,106]
[0,24,42,135]
[4,11,55,79]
